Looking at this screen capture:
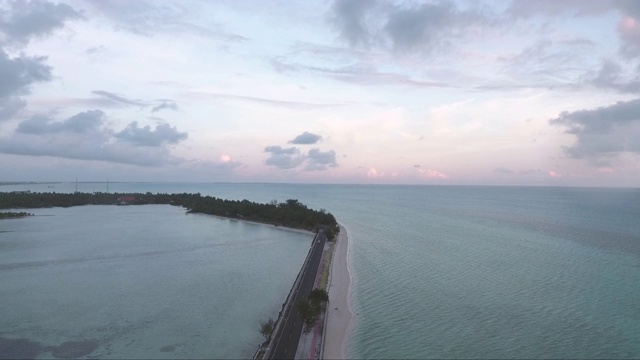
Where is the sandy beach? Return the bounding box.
[323,224,353,359]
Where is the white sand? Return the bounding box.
[323,224,353,359]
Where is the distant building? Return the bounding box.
[117,196,136,205]
[11,190,31,194]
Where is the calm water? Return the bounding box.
[0,204,312,358]
[2,183,640,358]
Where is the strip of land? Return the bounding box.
[0,192,338,235]
[323,224,352,359]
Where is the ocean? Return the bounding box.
[1,183,639,358]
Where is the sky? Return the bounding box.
[0,0,639,187]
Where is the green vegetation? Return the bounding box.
[0,211,32,219]
[318,243,334,289]
[258,318,275,341]
[0,192,338,232]
[297,288,329,331]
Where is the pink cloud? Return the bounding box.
[419,168,449,179]
[367,167,384,178]
[619,16,640,39]
[548,170,562,178]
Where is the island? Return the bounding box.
[0,211,33,219]
[0,192,338,237]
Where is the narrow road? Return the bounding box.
[267,230,327,360]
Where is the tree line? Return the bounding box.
[0,192,338,235]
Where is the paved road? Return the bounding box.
[267,230,327,360]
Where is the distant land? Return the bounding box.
[0,211,33,219]
[0,191,338,237]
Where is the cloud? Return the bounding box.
[90,91,179,113]
[0,0,82,45]
[0,49,51,98]
[264,145,339,171]
[304,148,338,171]
[329,0,492,54]
[507,0,613,18]
[188,91,344,110]
[1,110,188,166]
[548,170,562,178]
[92,90,147,107]
[366,167,381,178]
[0,96,26,122]
[271,58,450,88]
[618,15,640,57]
[550,98,640,163]
[151,99,178,113]
[289,131,322,144]
[0,48,51,122]
[264,145,305,169]
[495,168,555,177]
[17,110,104,134]
[114,121,188,147]
[418,168,449,179]
[85,0,247,42]
[329,0,377,48]
[587,59,640,93]
[493,167,514,174]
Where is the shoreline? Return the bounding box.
[323,224,353,359]
[199,212,316,237]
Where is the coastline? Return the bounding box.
[323,224,353,359]
[189,212,316,237]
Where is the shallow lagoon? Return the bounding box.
[0,204,312,359]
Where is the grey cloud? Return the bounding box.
[520,169,545,176]
[588,60,640,93]
[0,0,82,45]
[0,134,175,167]
[618,15,640,58]
[151,100,178,113]
[383,1,472,53]
[264,145,304,169]
[330,0,492,54]
[265,146,298,155]
[550,98,640,162]
[507,0,613,18]
[0,48,52,123]
[264,145,339,171]
[87,0,247,42]
[17,110,104,134]
[0,49,51,98]
[91,91,180,113]
[0,96,26,121]
[85,45,105,55]
[330,0,377,47]
[617,0,640,18]
[92,90,147,107]
[2,110,187,166]
[114,121,188,147]
[493,167,514,174]
[304,148,338,171]
[289,131,322,145]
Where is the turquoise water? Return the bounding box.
[2,183,639,358]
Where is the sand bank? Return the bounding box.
[323,224,353,359]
